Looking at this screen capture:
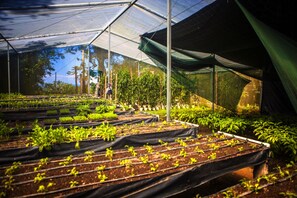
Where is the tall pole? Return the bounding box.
[17,54,20,93]
[87,46,90,94]
[166,0,171,122]
[108,26,111,85]
[74,67,78,94]
[212,65,215,113]
[55,72,57,89]
[7,43,11,95]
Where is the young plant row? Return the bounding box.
[43,112,118,125]
[150,108,297,161]
[0,134,264,197]
[27,123,117,151]
[209,161,297,198]
[25,121,193,151]
[0,97,108,111]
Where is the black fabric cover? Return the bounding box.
[0,127,197,165]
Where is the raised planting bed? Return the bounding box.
[0,132,270,197]
[3,113,157,136]
[209,161,297,198]
[0,120,197,164]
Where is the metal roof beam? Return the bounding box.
[1,29,102,42]
[109,31,139,45]
[0,1,131,10]
[0,33,18,54]
[134,3,177,24]
[89,0,138,46]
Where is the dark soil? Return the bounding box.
[0,134,266,197]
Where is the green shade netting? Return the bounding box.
[237,0,297,113]
[139,37,250,111]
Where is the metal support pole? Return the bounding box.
[87,46,90,94]
[166,0,171,122]
[7,43,11,95]
[108,26,111,86]
[17,54,20,93]
[212,65,215,113]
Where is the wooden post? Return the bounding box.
[74,67,78,94]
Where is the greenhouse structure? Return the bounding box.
[0,0,297,197]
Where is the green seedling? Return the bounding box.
[59,155,73,166]
[160,153,171,160]
[84,150,95,162]
[5,162,21,175]
[69,180,79,188]
[68,167,79,177]
[105,147,114,161]
[34,172,46,183]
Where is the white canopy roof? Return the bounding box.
[0,0,215,64]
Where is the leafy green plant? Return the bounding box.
[34,172,46,183]
[2,176,14,191]
[93,123,116,141]
[84,150,95,162]
[59,155,73,166]
[179,148,187,157]
[173,160,180,168]
[120,159,132,168]
[144,144,154,154]
[194,146,204,154]
[276,166,290,178]
[149,163,159,172]
[97,171,108,182]
[76,104,91,116]
[0,120,13,140]
[100,112,118,120]
[189,158,197,164]
[222,189,239,198]
[96,165,106,171]
[68,167,79,177]
[68,126,90,149]
[279,191,297,197]
[37,182,55,193]
[175,138,187,147]
[225,139,240,147]
[28,125,67,151]
[95,105,109,114]
[139,155,149,164]
[60,108,70,115]
[5,162,21,175]
[208,152,217,160]
[34,158,49,172]
[257,173,277,183]
[125,145,137,157]
[59,116,74,123]
[208,143,220,150]
[237,146,244,152]
[105,147,114,161]
[160,153,171,160]
[73,115,88,122]
[69,180,79,188]
[46,110,58,116]
[15,123,25,135]
[88,113,103,121]
[43,118,58,125]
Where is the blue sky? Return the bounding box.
[43,46,124,85]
